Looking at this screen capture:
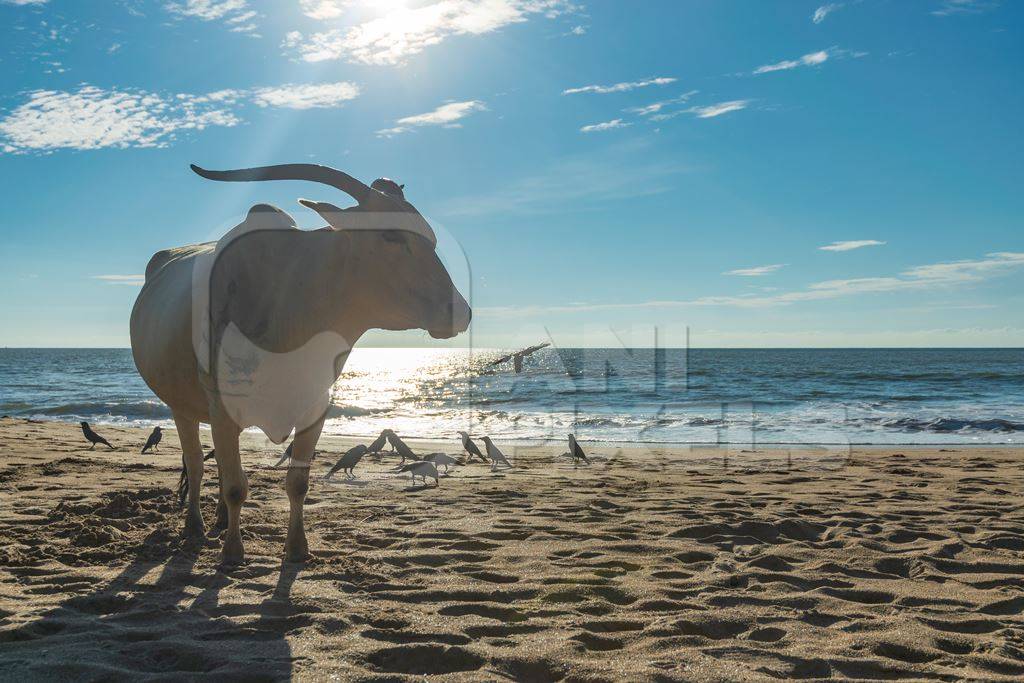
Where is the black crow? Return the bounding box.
[141,426,163,454]
[81,421,114,450]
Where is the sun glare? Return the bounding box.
[364,0,409,12]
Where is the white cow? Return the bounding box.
[130,163,471,564]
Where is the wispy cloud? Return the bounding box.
[688,100,749,118]
[284,0,575,65]
[725,264,785,277]
[565,24,586,36]
[0,81,360,153]
[628,90,699,117]
[298,0,348,20]
[580,118,630,133]
[641,97,749,122]
[377,100,486,137]
[92,274,146,286]
[478,252,1024,316]
[812,3,843,23]
[819,239,886,252]
[2,0,50,5]
[563,77,676,95]
[932,0,998,16]
[251,82,360,109]
[754,49,831,74]
[441,143,684,216]
[165,0,260,36]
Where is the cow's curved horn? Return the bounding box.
[190,163,372,205]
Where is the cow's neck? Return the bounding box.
[321,230,369,356]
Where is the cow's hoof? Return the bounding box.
[284,537,309,564]
[182,511,205,539]
[220,534,244,566]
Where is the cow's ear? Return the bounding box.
[299,198,347,230]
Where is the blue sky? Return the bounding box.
[0,0,1021,348]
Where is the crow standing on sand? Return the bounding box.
[481,436,513,470]
[366,430,390,455]
[141,426,162,454]
[398,460,439,486]
[80,421,114,450]
[386,431,420,464]
[458,431,488,463]
[325,444,369,479]
[425,452,460,473]
[568,433,590,466]
[178,449,216,508]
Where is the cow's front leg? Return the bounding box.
[210,411,246,565]
[285,417,324,563]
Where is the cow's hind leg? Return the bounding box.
[214,483,228,532]
[210,412,246,565]
[174,413,205,538]
[285,418,324,563]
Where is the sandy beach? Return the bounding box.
[1,417,1023,681]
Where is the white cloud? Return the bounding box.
[166,0,245,20]
[0,86,240,153]
[479,252,1024,316]
[932,0,997,16]
[641,97,748,123]
[628,90,698,117]
[285,0,575,65]
[251,81,360,109]
[3,0,49,5]
[812,3,842,23]
[563,77,676,96]
[165,0,259,35]
[819,239,886,252]
[754,49,830,74]
[377,100,486,137]
[580,118,630,133]
[566,24,586,35]
[1,81,361,153]
[299,0,348,19]
[689,99,749,118]
[93,274,146,286]
[725,264,785,277]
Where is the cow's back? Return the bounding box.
[130,243,215,421]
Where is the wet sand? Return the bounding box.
[1,417,1023,681]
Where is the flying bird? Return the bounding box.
[398,460,439,486]
[458,431,488,463]
[424,452,460,473]
[325,444,369,479]
[481,436,513,470]
[177,449,216,508]
[568,433,590,466]
[490,342,550,374]
[80,422,114,450]
[141,426,163,454]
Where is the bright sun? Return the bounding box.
[363,0,409,11]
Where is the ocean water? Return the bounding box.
[1,347,1023,445]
